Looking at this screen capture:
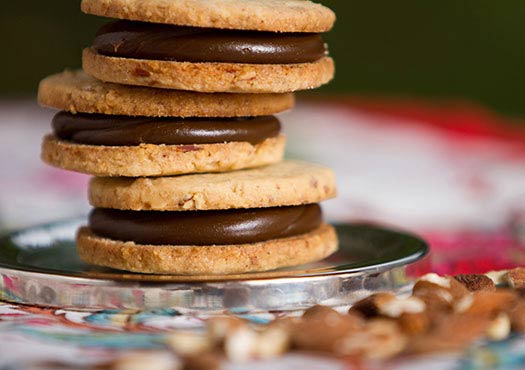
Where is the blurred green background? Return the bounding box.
[1,0,525,116]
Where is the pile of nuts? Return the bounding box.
[162,267,525,369]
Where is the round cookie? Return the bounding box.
[81,0,336,33]
[89,160,337,211]
[38,70,295,117]
[77,223,338,275]
[42,134,285,177]
[83,49,334,93]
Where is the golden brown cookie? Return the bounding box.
[38,70,294,117]
[83,49,335,93]
[41,134,285,177]
[81,0,335,33]
[89,160,337,210]
[77,223,338,275]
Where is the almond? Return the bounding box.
[414,275,468,305]
[454,274,496,292]
[291,307,365,352]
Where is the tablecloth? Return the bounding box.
[1,98,525,369]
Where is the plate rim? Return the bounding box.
[0,218,428,284]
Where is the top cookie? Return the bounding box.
[89,160,337,211]
[81,0,335,33]
[38,70,294,117]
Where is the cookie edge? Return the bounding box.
[77,223,338,274]
[83,48,335,93]
[80,0,335,33]
[37,70,295,117]
[41,134,286,177]
[88,161,337,210]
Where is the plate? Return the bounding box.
[0,219,427,311]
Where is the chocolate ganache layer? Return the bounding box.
[52,111,280,146]
[89,204,322,246]
[93,20,327,64]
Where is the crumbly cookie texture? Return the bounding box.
[77,223,338,275]
[83,49,334,93]
[41,134,285,177]
[89,160,337,211]
[38,70,294,117]
[81,0,335,33]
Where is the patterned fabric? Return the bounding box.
[1,99,525,369]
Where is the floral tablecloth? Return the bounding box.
[1,98,525,369]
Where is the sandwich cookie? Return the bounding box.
[81,0,335,93]
[38,71,289,177]
[78,161,338,274]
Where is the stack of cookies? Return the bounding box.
[37,0,338,275]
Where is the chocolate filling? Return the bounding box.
[93,20,326,64]
[52,111,281,146]
[89,204,322,246]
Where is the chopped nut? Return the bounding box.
[112,351,180,370]
[303,305,364,328]
[166,331,213,356]
[406,313,490,354]
[224,326,258,363]
[221,324,289,363]
[486,314,511,341]
[455,274,496,292]
[207,316,247,344]
[414,274,469,302]
[455,290,518,315]
[183,353,222,370]
[303,305,343,319]
[291,306,364,352]
[255,327,289,358]
[485,270,509,285]
[268,316,301,332]
[508,301,525,332]
[454,294,474,313]
[133,67,151,77]
[378,296,425,318]
[418,273,451,288]
[334,319,406,360]
[397,312,430,335]
[413,288,454,315]
[507,268,525,289]
[447,277,471,300]
[349,292,396,318]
